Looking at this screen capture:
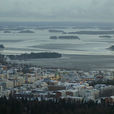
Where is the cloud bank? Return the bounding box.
[0,0,114,22]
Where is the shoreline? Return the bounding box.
[8,54,114,71]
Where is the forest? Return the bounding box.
[0,96,114,114]
[8,52,62,60]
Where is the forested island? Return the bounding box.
[49,29,64,33]
[4,30,11,33]
[67,31,114,35]
[99,35,112,38]
[18,30,34,33]
[8,52,62,60]
[108,45,114,51]
[0,44,5,49]
[50,36,80,40]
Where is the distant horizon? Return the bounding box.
[0,21,114,26]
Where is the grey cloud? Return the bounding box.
[0,0,114,22]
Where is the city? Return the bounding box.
[0,58,114,104]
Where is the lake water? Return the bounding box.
[0,22,114,55]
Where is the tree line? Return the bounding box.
[0,96,114,114]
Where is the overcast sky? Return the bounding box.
[0,0,114,22]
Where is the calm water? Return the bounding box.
[0,22,114,55]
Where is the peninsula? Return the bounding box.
[8,52,62,60]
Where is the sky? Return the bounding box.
[0,0,114,22]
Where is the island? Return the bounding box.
[50,36,58,39]
[99,35,112,38]
[7,52,62,60]
[4,30,11,33]
[108,45,114,51]
[0,44,5,49]
[49,30,64,33]
[18,30,34,33]
[67,31,114,35]
[50,36,80,40]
